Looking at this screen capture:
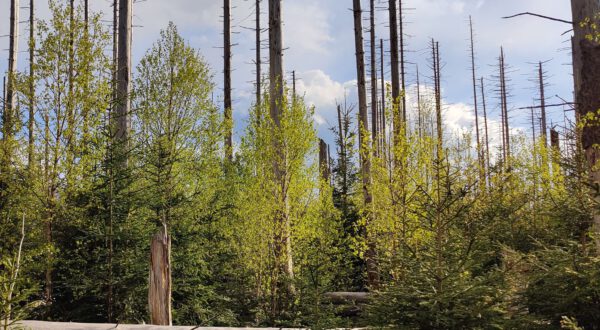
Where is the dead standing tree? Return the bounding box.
[388,0,400,148]
[469,16,484,183]
[255,0,262,107]
[353,0,378,289]
[370,0,379,156]
[3,0,19,167]
[480,77,491,175]
[268,0,296,317]
[571,0,600,251]
[28,0,35,168]
[224,0,233,161]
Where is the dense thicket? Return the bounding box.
[1,1,600,329]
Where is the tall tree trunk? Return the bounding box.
[469,16,484,182]
[571,0,600,251]
[116,0,132,159]
[379,38,386,155]
[399,0,406,122]
[268,0,294,314]
[388,0,400,150]
[416,65,422,138]
[28,0,35,169]
[481,77,491,178]
[149,224,172,326]
[3,0,19,163]
[319,139,329,182]
[499,48,510,165]
[370,0,378,156]
[538,61,548,146]
[107,0,118,322]
[256,0,261,106]
[224,0,233,161]
[433,40,442,150]
[353,0,378,289]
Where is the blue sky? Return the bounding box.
[0,0,575,150]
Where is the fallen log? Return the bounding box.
[323,292,371,304]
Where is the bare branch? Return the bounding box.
[502,12,572,25]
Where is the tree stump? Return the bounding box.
[149,224,171,326]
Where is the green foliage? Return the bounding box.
[1,3,599,328]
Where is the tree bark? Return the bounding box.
[149,224,172,326]
[256,0,261,107]
[353,0,378,289]
[370,0,378,156]
[28,0,35,169]
[481,77,491,178]
[539,61,548,146]
[469,16,484,183]
[571,0,600,251]
[319,139,329,182]
[224,0,233,161]
[399,0,406,122]
[3,0,19,160]
[116,0,132,157]
[388,0,400,147]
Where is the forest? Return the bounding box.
[1,0,600,329]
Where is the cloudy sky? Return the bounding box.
[0,0,575,148]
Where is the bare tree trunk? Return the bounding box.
[292,70,296,101]
[2,76,5,114]
[256,0,261,106]
[539,61,548,146]
[319,139,329,182]
[28,0,35,169]
[416,65,422,138]
[149,224,172,326]
[388,0,400,149]
[269,0,284,126]
[481,77,491,177]
[500,48,511,164]
[3,0,19,162]
[116,0,132,157]
[469,16,484,182]
[353,0,378,289]
[433,40,442,150]
[268,0,294,313]
[571,0,600,251]
[551,128,560,152]
[379,38,386,155]
[224,0,233,161]
[107,0,118,322]
[370,0,378,156]
[399,0,407,122]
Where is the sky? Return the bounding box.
[0,0,576,150]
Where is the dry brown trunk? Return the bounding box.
[149,225,172,326]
